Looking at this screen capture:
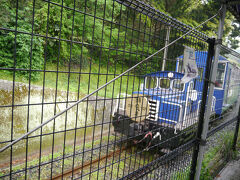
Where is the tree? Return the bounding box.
[228,22,240,49]
[147,0,238,49]
[0,0,44,80]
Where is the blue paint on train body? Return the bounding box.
[136,51,237,126]
[176,51,230,116]
[135,71,196,126]
[112,51,240,140]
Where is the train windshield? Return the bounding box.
[215,62,226,88]
[159,78,170,89]
[145,76,157,89]
[172,80,184,91]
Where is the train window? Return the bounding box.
[189,82,194,90]
[159,78,170,89]
[145,76,157,89]
[172,80,184,91]
[198,68,204,81]
[215,62,226,88]
[177,59,184,73]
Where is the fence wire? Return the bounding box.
[0,0,240,180]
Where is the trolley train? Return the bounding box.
[112,51,240,149]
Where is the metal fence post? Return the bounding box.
[162,26,170,71]
[232,105,240,151]
[189,38,215,180]
[189,4,226,180]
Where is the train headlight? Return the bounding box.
[168,72,174,78]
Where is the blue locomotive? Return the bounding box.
[112,51,240,149]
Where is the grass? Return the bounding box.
[88,146,156,179]
[4,127,239,179]
[199,132,235,180]
[171,166,190,180]
[1,134,117,179]
[171,127,240,180]
[0,61,141,98]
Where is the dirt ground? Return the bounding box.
[214,156,240,180]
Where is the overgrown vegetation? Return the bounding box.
[0,62,141,97]
[0,0,164,95]
[148,0,236,44]
[171,129,240,180]
[199,131,239,180]
[0,0,44,80]
[0,0,238,96]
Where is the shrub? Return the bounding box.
[0,0,44,80]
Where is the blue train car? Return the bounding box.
[112,51,240,148]
[140,71,199,131]
[176,51,238,115]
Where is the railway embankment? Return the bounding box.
[0,79,116,171]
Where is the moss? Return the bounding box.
[0,62,140,98]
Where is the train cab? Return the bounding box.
[140,71,199,131]
[112,71,200,137]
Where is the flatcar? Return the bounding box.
[112,51,240,149]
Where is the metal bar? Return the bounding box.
[38,1,50,178]
[25,0,36,178]
[208,117,237,138]
[49,0,64,178]
[161,26,170,71]
[10,0,19,179]
[115,0,208,41]
[189,37,215,180]
[192,4,227,180]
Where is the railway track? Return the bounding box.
[50,103,239,180]
[51,146,127,180]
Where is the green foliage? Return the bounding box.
[33,0,164,71]
[0,0,44,80]
[172,129,240,180]
[200,131,236,180]
[171,166,190,180]
[0,31,44,80]
[34,0,128,65]
[228,21,240,49]
[0,0,238,84]
[148,0,237,49]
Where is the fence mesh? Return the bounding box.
[0,0,239,179]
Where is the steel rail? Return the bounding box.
[51,147,127,180]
